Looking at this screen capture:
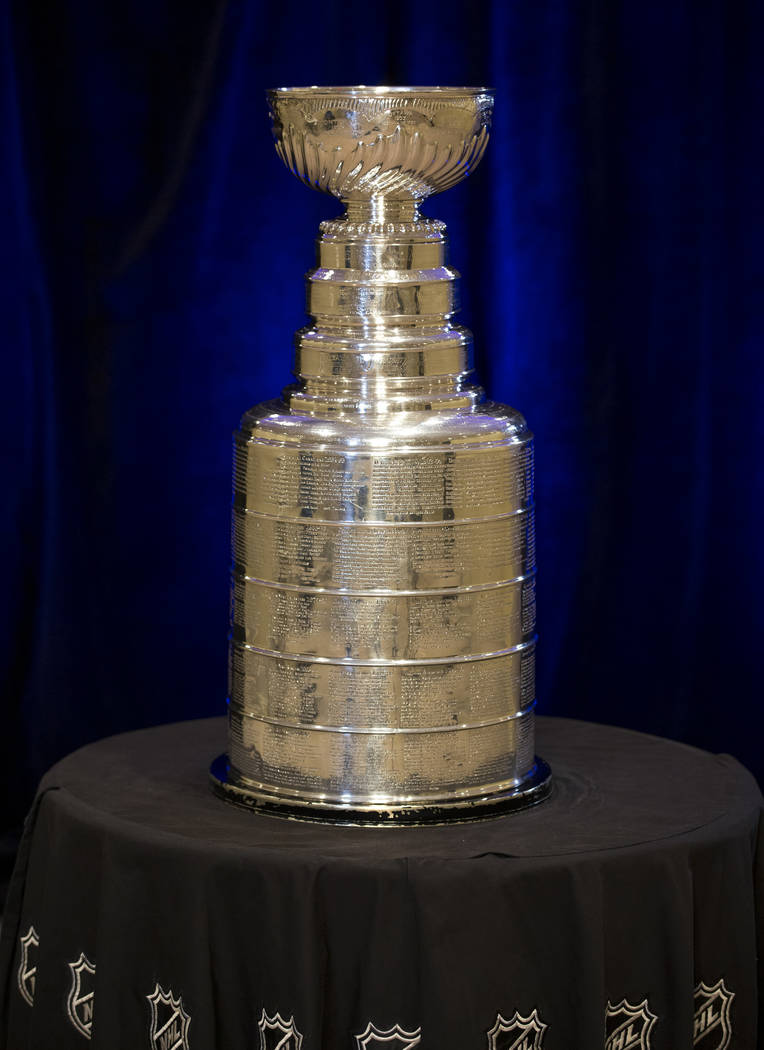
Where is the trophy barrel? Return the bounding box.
[210,87,551,824]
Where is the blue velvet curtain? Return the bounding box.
[2,0,762,882]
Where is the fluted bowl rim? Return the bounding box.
[268,85,494,99]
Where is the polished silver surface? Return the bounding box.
[211,86,551,822]
[269,85,492,201]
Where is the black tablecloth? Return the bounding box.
[0,717,762,1050]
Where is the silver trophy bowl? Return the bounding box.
[210,86,551,824]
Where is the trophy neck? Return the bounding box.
[342,197,421,224]
[287,208,482,417]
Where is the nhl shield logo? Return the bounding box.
[147,984,191,1050]
[355,1021,422,1050]
[487,1010,547,1050]
[605,999,657,1050]
[694,979,734,1049]
[17,925,39,1006]
[67,953,96,1039]
[258,1008,303,1050]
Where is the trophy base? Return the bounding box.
[209,754,552,827]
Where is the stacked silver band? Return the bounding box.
[211,87,551,823]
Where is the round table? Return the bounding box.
[0,717,761,1050]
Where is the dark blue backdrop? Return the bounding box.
[2,0,763,888]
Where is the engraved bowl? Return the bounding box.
[267,85,493,200]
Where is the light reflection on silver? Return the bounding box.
[210,87,551,823]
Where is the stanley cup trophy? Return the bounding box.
[210,86,552,824]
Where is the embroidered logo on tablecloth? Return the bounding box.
[17,925,39,1006]
[67,953,96,1039]
[487,1009,547,1050]
[147,983,191,1050]
[693,979,734,1049]
[258,1008,303,1050]
[355,1021,422,1050]
[605,999,657,1050]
